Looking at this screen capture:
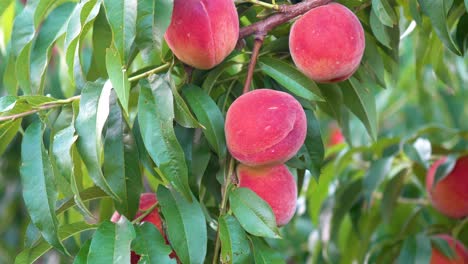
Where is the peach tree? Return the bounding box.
[0,0,467,263]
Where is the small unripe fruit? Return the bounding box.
[225,89,307,166]
[164,0,239,69]
[430,235,468,264]
[289,3,365,83]
[237,164,297,226]
[426,156,468,218]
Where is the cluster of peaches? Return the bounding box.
[110,0,467,262]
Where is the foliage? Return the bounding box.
[0,0,467,263]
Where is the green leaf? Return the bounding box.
[171,81,201,129]
[341,78,378,140]
[362,33,386,87]
[104,91,142,219]
[87,219,136,264]
[183,85,226,159]
[201,61,238,93]
[30,2,75,94]
[397,233,432,264]
[418,0,461,55]
[52,123,94,218]
[372,0,397,27]
[433,155,457,185]
[381,169,407,223]
[302,110,324,180]
[64,0,101,85]
[218,215,251,264]
[0,119,21,156]
[258,57,324,101]
[363,157,394,202]
[132,222,176,264]
[88,8,112,80]
[431,236,456,259]
[403,138,432,168]
[249,237,285,264]
[135,0,155,49]
[56,186,109,215]
[11,5,35,94]
[75,80,119,199]
[138,77,191,200]
[0,0,13,17]
[20,121,67,255]
[73,239,91,264]
[229,188,280,239]
[153,0,174,52]
[15,222,96,264]
[370,9,392,49]
[103,0,137,63]
[0,0,15,52]
[157,187,207,264]
[106,46,131,113]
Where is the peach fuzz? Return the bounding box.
[164,0,239,69]
[426,156,468,218]
[289,3,365,83]
[237,164,297,226]
[225,89,307,166]
[430,235,468,264]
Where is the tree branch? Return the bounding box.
[238,0,334,40]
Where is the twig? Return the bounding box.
[372,192,430,206]
[0,63,171,123]
[238,0,334,40]
[243,34,266,94]
[236,0,281,10]
[0,96,81,123]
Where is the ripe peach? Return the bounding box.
[164,0,239,69]
[289,3,365,83]
[431,235,468,264]
[111,193,174,263]
[237,164,297,226]
[225,89,307,166]
[426,156,468,218]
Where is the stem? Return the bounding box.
[236,0,281,10]
[212,157,236,264]
[243,34,266,94]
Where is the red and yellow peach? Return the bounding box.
[164,0,239,69]
[289,3,365,83]
[225,89,307,167]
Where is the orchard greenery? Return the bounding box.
[0,0,468,263]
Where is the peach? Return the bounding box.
[430,235,468,264]
[164,0,239,69]
[237,164,297,226]
[328,125,345,146]
[426,156,468,218]
[289,3,365,83]
[111,193,174,263]
[225,89,307,166]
